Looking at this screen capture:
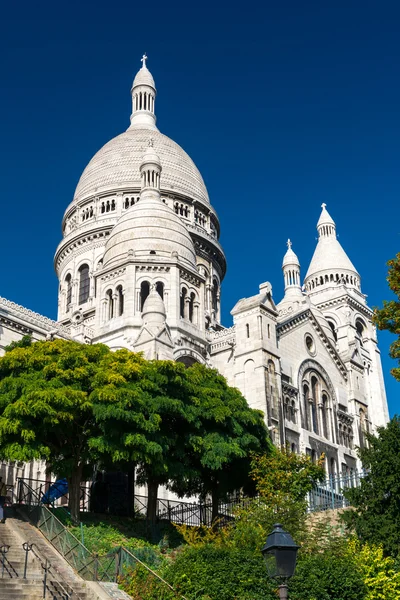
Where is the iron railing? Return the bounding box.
[16,478,90,514]
[308,470,365,512]
[15,480,187,598]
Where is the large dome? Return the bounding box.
[73,128,210,205]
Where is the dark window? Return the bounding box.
[140,281,150,311]
[156,282,164,300]
[117,285,124,316]
[107,289,114,320]
[65,274,72,309]
[78,265,90,304]
[180,287,187,318]
[189,292,195,322]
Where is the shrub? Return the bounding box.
[290,548,367,600]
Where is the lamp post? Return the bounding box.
[261,523,299,600]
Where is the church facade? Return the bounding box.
[0,57,389,483]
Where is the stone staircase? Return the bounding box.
[0,518,99,599]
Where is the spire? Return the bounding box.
[317,203,336,239]
[282,239,302,297]
[130,55,157,130]
[139,139,162,200]
[304,205,361,292]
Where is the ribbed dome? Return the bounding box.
[73,128,210,205]
[132,66,155,89]
[282,240,300,267]
[103,195,197,269]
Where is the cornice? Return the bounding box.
[55,228,111,269]
[314,294,373,319]
[0,297,71,337]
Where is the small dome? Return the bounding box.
[141,143,162,168]
[132,57,156,89]
[142,287,166,328]
[103,196,197,270]
[282,240,300,267]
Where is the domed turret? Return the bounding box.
[102,143,197,270]
[282,239,302,298]
[130,54,157,130]
[304,204,361,292]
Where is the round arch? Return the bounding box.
[297,359,337,405]
[174,347,207,367]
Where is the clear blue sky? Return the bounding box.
[1,1,399,415]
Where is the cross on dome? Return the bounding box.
[287,239,292,249]
[321,203,327,209]
[141,53,148,68]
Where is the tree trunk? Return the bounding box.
[68,463,83,524]
[146,480,159,523]
[211,488,220,526]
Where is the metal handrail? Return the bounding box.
[0,544,18,578]
[30,541,84,600]
[16,480,189,598]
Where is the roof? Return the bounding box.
[73,128,210,206]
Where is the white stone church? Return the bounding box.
[0,56,389,484]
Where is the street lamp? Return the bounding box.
[261,523,299,600]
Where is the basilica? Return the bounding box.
[0,56,389,483]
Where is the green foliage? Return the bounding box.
[170,363,271,516]
[91,356,270,521]
[373,252,400,382]
[227,449,325,552]
[350,540,400,599]
[0,339,111,521]
[342,416,400,557]
[120,545,276,600]
[69,514,183,555]
[290,543,367,600]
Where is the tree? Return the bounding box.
[91,359,270,523]
[342,416,400,557]
[91,354,198,522]
[373,252,400,382]
[228,449,325,551]
[0,339,111,522]
[170,363,271,521]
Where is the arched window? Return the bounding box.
[156,281,164,300]
[327,319,338,342]
[107,289,114,320]
[65,274,72,310]
[302,384,309,430]
[78,265,90,304]
[117,285,124,316]
[246,323,250,338]
[356,319,365,346]
[311,376,319,434]
[189,292,195,322]
[322,393,329,439]
[291,399,296,424]
[140,281,150,311]
[212,279,219,314]
[180,287,187,318]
